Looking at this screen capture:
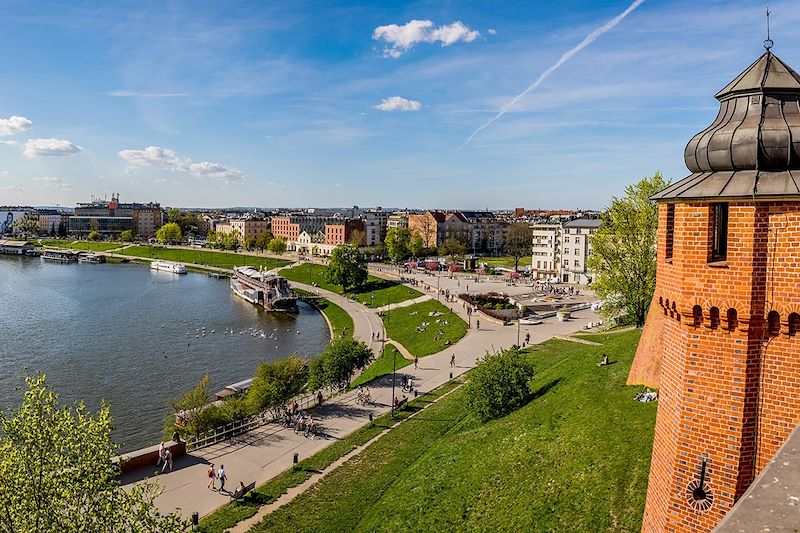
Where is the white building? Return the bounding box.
[559,218,601,284]
[387,211,409,229]
[361,209,388,247]
[530,223,561,280]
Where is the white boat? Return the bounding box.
[78,253,106,264]
[519,317,544,325]
[231,266,297,311]
[230,278,259,304]
[150,260,187,274]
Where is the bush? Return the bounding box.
[464,348,535,422]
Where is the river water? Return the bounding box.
[0,256,329,452]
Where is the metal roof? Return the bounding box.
[654,50,800,201]
[563,218,601,228]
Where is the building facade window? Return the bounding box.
[710,203,728,262]
[665,203,675,260]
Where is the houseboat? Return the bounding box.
[42,249,83,262]
[231,266,297,311]
[150,260,187,274]
[78,253,106,264]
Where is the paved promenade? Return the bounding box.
[122,261,602,521]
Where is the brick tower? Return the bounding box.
[640,47,800,532]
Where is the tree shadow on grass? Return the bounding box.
[530,378,563,400]
[358,279,399,293]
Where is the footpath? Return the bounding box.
[121,258,602,522]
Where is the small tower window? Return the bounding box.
[727,308,738,331]
[768,311,781,336]
[788,313,800,336]
[692,305,703,328]
[709,307,720,329]
[665,204,675,261]
[710,203,729,262]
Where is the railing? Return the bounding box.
[186,390,322,452]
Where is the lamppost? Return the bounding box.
[516,307,521,348]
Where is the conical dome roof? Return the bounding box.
[653,51,800,201]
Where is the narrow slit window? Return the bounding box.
[692,305,703,328]
[709,307,720,329]
[665,204,675,260]
[710,203,729,262]
[768,311,781,336]
[727,308,738,331]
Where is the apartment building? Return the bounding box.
[530,223,561,280]
[559,218,600,284]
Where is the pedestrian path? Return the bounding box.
[371,293,432,313]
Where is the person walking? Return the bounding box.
[414,355,419,369]
[450,354,456,368]
[476,319,480,330]
[317,390,323,406]
[218,465,227,492]
[207,463,216,490]
[156,442,165,467]
[161,448,172,473]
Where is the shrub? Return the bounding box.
[465,348,535,422]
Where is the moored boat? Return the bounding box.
[231,266,297,311]
[42,249,82,262]
[150,260,187,274]
[78,253,106,264]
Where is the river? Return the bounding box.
[0,256,329,452]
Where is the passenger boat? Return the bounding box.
[150,260,187,274]
[78,253,106,264]
[231,266,297,311]
[42,249,82,262]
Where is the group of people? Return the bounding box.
[355,385,373,405]
[206,463,228,492]
[293,413,317,439]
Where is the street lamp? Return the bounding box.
[516,307,521,348]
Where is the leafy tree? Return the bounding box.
[255,230,274,251]
[87,230,101,241]
[156,222,182,244]
[244,236,257,251]
[166,373,215,438]
[587,173,668,327]
[438,238,466,263]
[268,237,287,255]
[0,375,187,532]
[246,356,308,416]
[11,215,39,237]
[465,348,535,422]
[119,229,135,242]
[348,229,366,246]
[222,232,239,251]
[505,222,532,272]
[385,227,411,262]
[409,234,426,258]
[309,338,373,391]
[325,244,367,292]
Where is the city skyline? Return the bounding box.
[1,0,799,209]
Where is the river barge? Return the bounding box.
[231,266,297,311]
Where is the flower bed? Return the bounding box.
[460,292,524,321]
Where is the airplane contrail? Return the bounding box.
[461,0,646,148]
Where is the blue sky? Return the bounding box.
[1,0,799,209]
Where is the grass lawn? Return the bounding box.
[315,299,354,340]
[350,344,411,389]
[281,263,422,308]
[249,330,655,532]
[383,300,468,357]
[196,381,459,533]
[120,246,290,270]
[38,239,122,252]
[480,255,532,269]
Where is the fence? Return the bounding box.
[186,390,322,452]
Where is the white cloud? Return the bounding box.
[0,115,32,136]
[33,176,71,190]
[0,140,18,145]
[23,138,83,157]
[110,90,189,98]
[373,96,423,112]
[373,20,480,58]
[1,185,25,193]
[118,146,244,184]
[488,28,497,35]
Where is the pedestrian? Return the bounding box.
[317,390,323,405]
[476,319,480,330]
[414,355,419,369]
[161,448,172,473]
[450,354,456,368]
[291,400,298,416]
[207,463,216,490]
[156,441,165,467]
[218,465,227,492]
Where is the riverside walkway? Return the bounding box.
[121,256,602,521]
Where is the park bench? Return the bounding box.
[230,481,256,501]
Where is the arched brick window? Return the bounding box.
[768,311,781,336]
[727,308,738,331]
[709,307,720,329]
[789,313,800,336]
[692,305,703,328]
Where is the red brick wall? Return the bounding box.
[642,201,800,532]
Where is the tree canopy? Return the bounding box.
[0,375,187,532]
[504,222,532,271]
[409,234,426,258]
[384,227,411,262]
[268,237,287,255]
[438,238,466,262]
[308,338,373,391]
[87,230,101,241]
[119,229,135,242]
[255,230,274,251]
[586,172,668,327]
[155,222,182,244]
[247,356,308,416]
[325,244,367,292]
[464,348,535,422]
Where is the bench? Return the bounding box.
[230,481,256,501]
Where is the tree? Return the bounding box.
[438,238,466,263]
[385,227,411,262]
[255,230,274,252]
[11,215,39,237]
[222,232,239,251]
[119,229,135,242]
[0,375,187,532]
[414,215,437,248]
[464,348,535,422]
[244,237,257,251]
[505,222,533,272]
[156,222,182,244]
[348,229,366,247]
[308,338,373,391]
[586,172,668,327]
[87,230,101,241]
[409,234,426,258]
[246,356,308,417]
[268,237,287,255]
[167,373,216,438]
[325,244,367,292]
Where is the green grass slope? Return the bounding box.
[384,299,468,357]
[120,246,290,270]
[251,330,655,532]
